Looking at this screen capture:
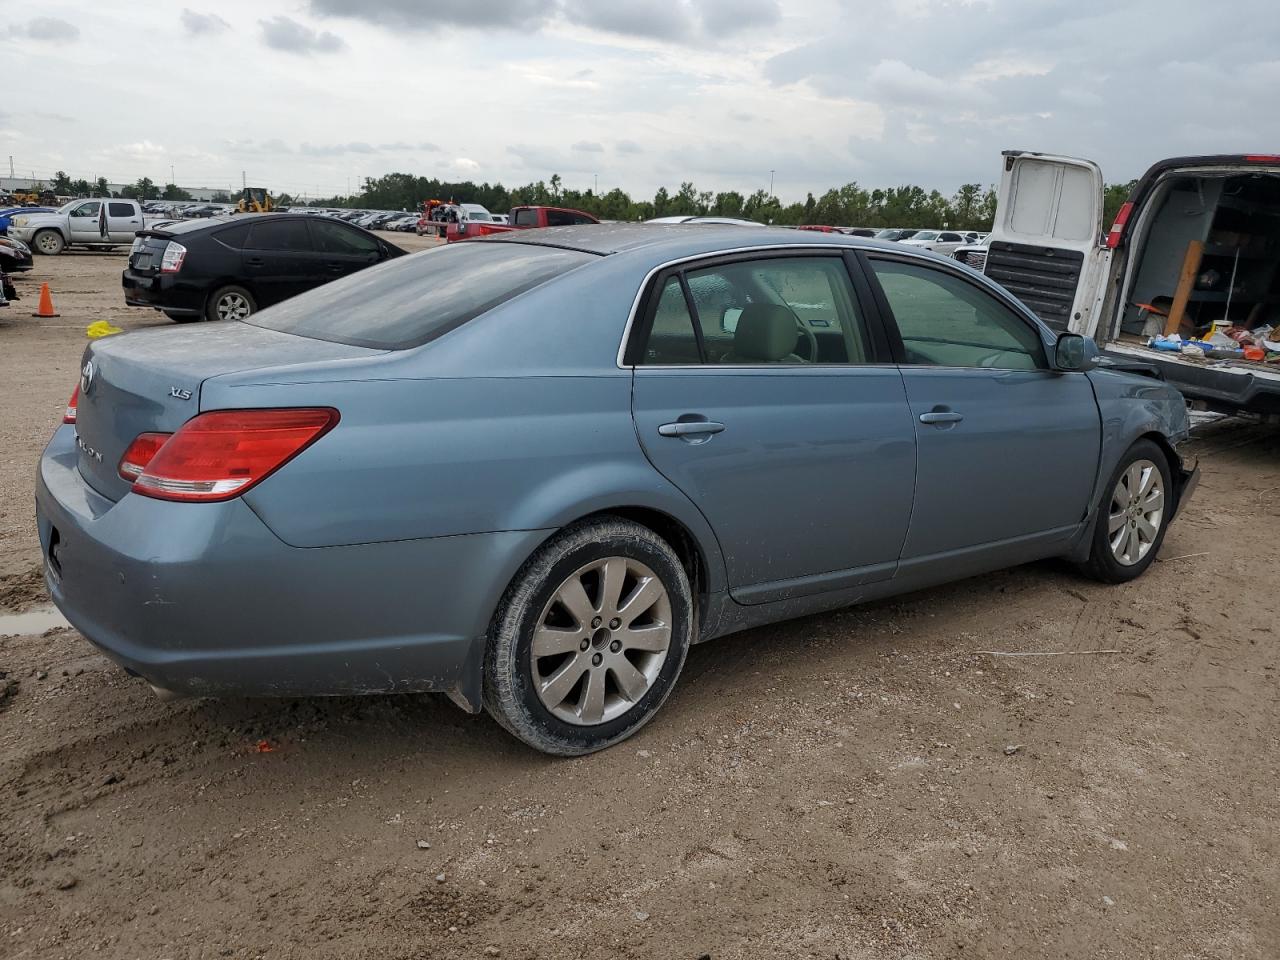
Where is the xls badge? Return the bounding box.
[169,386,192,400]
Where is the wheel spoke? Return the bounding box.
[555,575,596,629]
[598,558,627,615]
[1138,466,1158,497]
[622,622,671,653]
[1143,488,1164,513]
[532,626,586,658]
[1126,463,1142,502]
[610,658,649,703]
[1137,517,1158,542]
[539,652,588,706]
[1108,510,1127,534]
[618,575,663,624]
[578,668,606,724]
[1126,526,1141,561]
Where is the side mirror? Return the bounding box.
[1054,332,1094,371]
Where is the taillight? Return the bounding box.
[131,408,338,502]
[63,385,78,424]
[160,240,187,273]
[1105,201,1133,249]
[118,432,171,481]
[1245,154,1280,164]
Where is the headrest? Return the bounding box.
[733,304,799,361]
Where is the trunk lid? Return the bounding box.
[74,322,384,501]
[128,233,173,276]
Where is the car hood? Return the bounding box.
[9,213,61,230]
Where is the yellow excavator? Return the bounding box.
[237,187,273,213]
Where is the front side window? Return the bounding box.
[870,260,1046,370]
[636,256,872,365]
[311,219,380,255]
[71,201,101,218]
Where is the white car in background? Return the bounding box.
[899,229,967,256]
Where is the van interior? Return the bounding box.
[1115,172,1280,346]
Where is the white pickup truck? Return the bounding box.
[8,198,147,255]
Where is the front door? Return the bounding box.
[66,200,103,243]
[242,218,317,307]
[307,219,383,281]
[629,252,917,603]
[105,201,143,243]
[864,255,1100,562]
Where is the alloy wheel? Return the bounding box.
[216,293,251,321]
[1107,458,1164,565]
[532,557,672,725]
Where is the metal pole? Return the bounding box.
[769,170,775,197]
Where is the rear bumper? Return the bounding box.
[35,425,548,706]
[1106,348,1280,415]
[121,268,204,314]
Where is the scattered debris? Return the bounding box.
[54,875,77,891]
[1004,744,1023,756]
[1102,896,1116,907]
[255,740,275,753]
[417,839,431,850]
[1159,552,1210,563]
[484,947,501,957]
[634,911,650,921]
[436,873,447,883]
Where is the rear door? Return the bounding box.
[863,253,1100,566]
[243,219,317,306]
[106,201,143,242]
[629,251,917,603]
[984,151,1108,336]
[308,219,384,280]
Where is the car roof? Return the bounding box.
[485,222,913,258]
[142,213,336,237]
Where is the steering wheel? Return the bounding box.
[795,320,819,362]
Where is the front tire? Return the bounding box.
[205,285,256,322]
[483,518,693,756]
[32,229,65,255]
[1079,439,1172,584]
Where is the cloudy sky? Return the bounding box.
[4,0,1278,202]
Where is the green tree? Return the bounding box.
[713,191,745,217]
[161,182,193,201]
[210,190,231,203]
[949,183,983,230]
[1103,180,1136,230]
[93,177,110,197]
[69,178,91,197]
[51,170,73,194]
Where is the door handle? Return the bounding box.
[658,420,726,438]
[245,257,265,266]
[919,409,964,425]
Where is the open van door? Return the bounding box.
[985,151,1108,336]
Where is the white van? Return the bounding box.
[985,151,1280,415]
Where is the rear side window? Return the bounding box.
[213,223,252,249]
[311,219,380,255]
[108,202,134,217]
[513,208,539,227]
[247,219,312,251]
[246,241,596,349]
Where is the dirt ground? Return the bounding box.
[0,243,1277,960]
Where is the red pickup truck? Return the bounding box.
[446,205,599,242]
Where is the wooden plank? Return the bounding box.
[1165,240,1204,335]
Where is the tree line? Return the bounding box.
[40,168,1138,230]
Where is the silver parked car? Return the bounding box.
[37,227,1198,755]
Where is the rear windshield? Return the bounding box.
[245,241,596,349]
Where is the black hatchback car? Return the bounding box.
[122,214,406,323]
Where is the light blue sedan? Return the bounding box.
[36,226,1198,754]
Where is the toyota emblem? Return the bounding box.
[80,360,95,395]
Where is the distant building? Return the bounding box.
[0,177,233,201]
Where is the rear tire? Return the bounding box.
[205,285,256,323]
[483,518,693,756]
[165,311,200,323]
[1079,439,1172,584]
[32,229,64,255]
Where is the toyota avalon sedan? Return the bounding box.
[38,226,1197,755]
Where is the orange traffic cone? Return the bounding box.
[32,283,60,318]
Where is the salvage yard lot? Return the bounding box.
[0,248,1277,959]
